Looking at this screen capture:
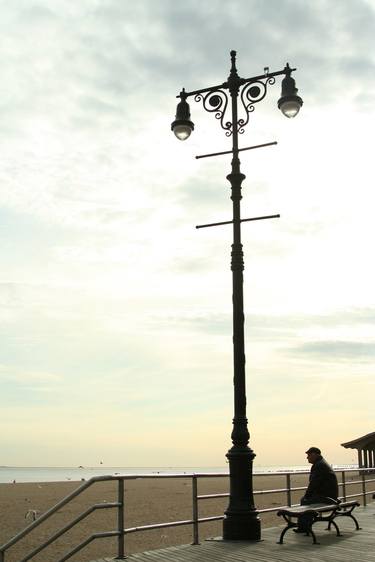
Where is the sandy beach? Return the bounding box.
[0,472,365,562]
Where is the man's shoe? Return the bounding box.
[293,528,308,534]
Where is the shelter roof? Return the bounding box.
[341,432,375,449]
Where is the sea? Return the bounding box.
[0,464,357,484]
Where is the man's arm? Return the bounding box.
[305,459,331,497]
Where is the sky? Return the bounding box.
[0,0,374,468]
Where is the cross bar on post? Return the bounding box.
[195,141,277,160]
[196,213,280,229]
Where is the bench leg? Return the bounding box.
[277,526,290,545]
[326,519,341,536]
[277,515,299,544]
[308,527,319,545]
[345,506,361,530]
[335,508,361,531]
[278,522,319,545]
[348,513,361,530]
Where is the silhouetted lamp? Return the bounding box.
[278,63,303,118]
[171,89,194,140]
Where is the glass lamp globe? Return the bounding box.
[172,122,193,141]
[279,99,301,118]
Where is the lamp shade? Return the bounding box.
[278,64,303,118]
[171,95,194,140]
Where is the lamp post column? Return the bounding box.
[222,51,261,541]
[171,49,303,541]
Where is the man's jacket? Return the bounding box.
[304,456,339,501]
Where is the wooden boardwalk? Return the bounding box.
[90,503,375,562]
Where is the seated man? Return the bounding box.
[295,446,339,533]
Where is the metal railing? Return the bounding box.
[1,468,374,561]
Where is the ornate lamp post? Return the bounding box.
[171,50,302,541]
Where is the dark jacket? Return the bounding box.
[303,456,338,502]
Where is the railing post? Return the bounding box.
[341,471,346,501]
[117,478,126,559]
[192,475,199,545]
[286,474,291,507]
[361,470,367,506]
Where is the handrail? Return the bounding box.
[59,531,120,562]
[0,467,374,561]
[19,502,121,562]
[0,475,113,552]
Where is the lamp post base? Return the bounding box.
[222,443,261,541]
[223,511,261,541]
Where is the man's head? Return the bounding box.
[305,446,321,464]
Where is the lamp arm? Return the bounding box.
[241,66,296,85]
[176,82,228,99]
[176,66,297,99]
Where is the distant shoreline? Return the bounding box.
[0,464,358,484]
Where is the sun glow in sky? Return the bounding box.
[1,0,374,468]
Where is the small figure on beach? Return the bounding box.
[294,446,339,533]
[25,509,40,521]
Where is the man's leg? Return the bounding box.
[295,511,314,533]
[295,496,316,533]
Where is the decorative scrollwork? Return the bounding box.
[194,89,232,136]
[193,75,276,136]
[238,76,276,133]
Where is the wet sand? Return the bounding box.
[0,472,363,562]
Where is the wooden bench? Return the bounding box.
[277,500,360,544]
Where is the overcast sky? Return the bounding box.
[1,0,374,468]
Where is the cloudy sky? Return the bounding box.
[0,0,374,468]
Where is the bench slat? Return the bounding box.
[277,504,337,517]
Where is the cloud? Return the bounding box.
[290,340,375,361]
[156,312,231,335]
[0,365,62,384]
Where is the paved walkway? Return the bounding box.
[89,502,375,562]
